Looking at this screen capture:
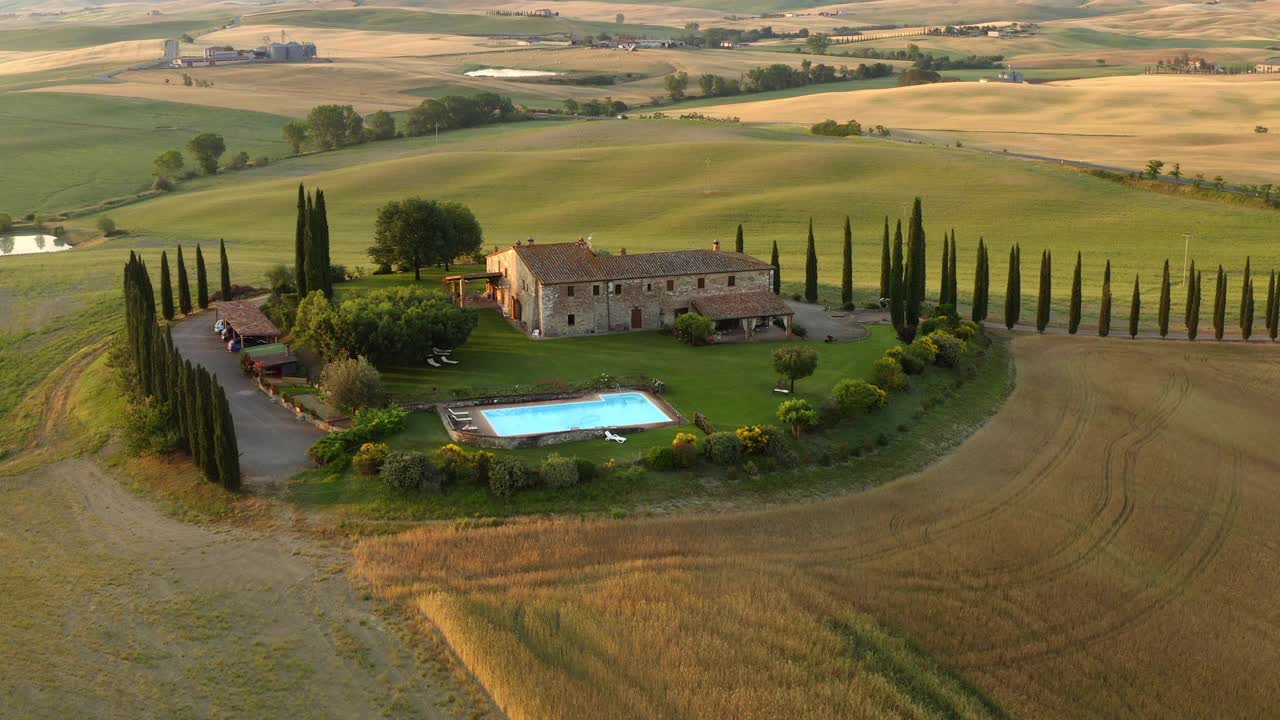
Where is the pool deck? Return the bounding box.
[438,389,685,449]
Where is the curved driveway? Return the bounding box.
[170,305,322,485]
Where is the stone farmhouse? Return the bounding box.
[482,238,793,339]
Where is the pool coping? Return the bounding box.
[436,387,686,449]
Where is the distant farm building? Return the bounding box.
[1256,57,1280,73]
[979,68,1024,83]
[171,41,317,68]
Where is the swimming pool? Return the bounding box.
[480,391,671,437]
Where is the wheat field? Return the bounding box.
[354,335,1280,719]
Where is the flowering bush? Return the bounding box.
[672,431,700,467]
[352,442,390,475]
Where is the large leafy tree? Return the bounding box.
[186,133,225,175]
[368,198,483,280]
[306,104,365,149]
[153,149,184,179]
[771,345,818,393]
[295,286,480,364]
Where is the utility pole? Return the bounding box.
[434,122,439,145]
[1182,231,1192,285]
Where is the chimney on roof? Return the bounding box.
[620,247,626,255]
[527,236,535,245]
[713,239,721,252]
[516,239,523,247]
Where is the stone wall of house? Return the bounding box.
[486,248,539,331]
[539,268,771,338]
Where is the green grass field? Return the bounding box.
[0,19,224,51]
[245,8,679,40]
[0,93,290,214]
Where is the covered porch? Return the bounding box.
[691,291,794,342]
[442,271,503,307]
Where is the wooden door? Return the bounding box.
[630,307,642,329]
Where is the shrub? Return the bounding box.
[927,331,966,368]
[735,425,770,455]
[952,323,976,340]
[97,216,117,236]
[351,404,407,440]
[671,431,700,467]
[433,443,485,484]
[831,379,887,417]
[152,176,175,192]
[777,398,819,440]
[319,356,386,415]
[756,425,794,459]
[489,457,532,497]
[872,356,909,392]
[541,453,580,488]
[673,312,713,345]
[352,442,390,475]
[307,433,352,466]
[122,398,178,456]
[645,446,677,471]
[702,431,743,465]
[0,213,11,232]
[380,450,441,493]
[254,155,270,167]
[574,457,598,483]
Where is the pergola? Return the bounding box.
[691,291,794,340]
[442,271,503,306]
[214,301,281,343]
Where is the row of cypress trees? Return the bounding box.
[295,183,334,299]
[154,241,232,320]
[124,253,241,490]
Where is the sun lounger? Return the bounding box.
[447,407,471,419]
[427,357,441,368]
[440,357,459,365]
[773,387,791,394]
[604,430,627,443]
[433,347,452,355]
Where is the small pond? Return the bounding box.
[0,234,71,257]
[464,67,561,78]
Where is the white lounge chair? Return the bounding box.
[433,347,452,355]
[427,357,441,368]
[604,430,627,443]
[447,407,471,419]
[440,356,459,365]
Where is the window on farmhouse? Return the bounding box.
[697,277,705,289]
[568,314,575,326]
[593,285,600,296]
[614,284,622,295]
[567,285,575,297]
[666,279,674,291]
[646,283,652,292]
[728,275,736,287]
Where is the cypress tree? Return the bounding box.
[1036,250,1051,332]
[218,238,231,302]
[1188,271,1202,341]
[735,223,744,254]
[1099,260,1112,337]
[1213,265,1226,340]
[972,238,987,322]
[840,216,853,307]
[1184,259,1197,329]
[890,221,906,329]
[1068,251,1082,334]
[295,183,308,296]
[1157,259,1171,338]
[306,190,333,298]
[196,368,218,480]
[1128,274,1141,338]
[948,230,958,310]
[176,245,192,315]
[804,218,818,303]
[1265,269,1277,338]
[173,357,188,451]
[1267,270,1278,340]
[770,240,781,295]
[1004,244,1020,330]
[214,384,241,491]
[1242,278,1255,340]
[904,197,926,325]
[195,243,209,309]
[1270,271,1280,341]
[879,217,891,300]
[940,234,951,306]
[183,360,199,457]
[159,250,175,321]
[1239,256,1251,328]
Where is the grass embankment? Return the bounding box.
[245,8,679,40]
[0,92,290,214]
[353,336,1280,720]
[0,19,222,51]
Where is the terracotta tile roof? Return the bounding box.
[510,242,773,285]
[216,301,281,338]
[691,291,794,321]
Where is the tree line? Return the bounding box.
[123,252,240,490]
[283,96,526,155]
[152,133,263,192]
[762,198,1276,342]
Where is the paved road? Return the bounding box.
[171,304,322,485]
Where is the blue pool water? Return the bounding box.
[481,392,670,437]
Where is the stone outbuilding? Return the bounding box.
[485,238,787,338]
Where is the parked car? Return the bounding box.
[227,339,241,352]
[214,319,225,333]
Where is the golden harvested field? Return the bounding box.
[355,335,1280,719]
[0,39,162,76]
[704,74,1280,183]
[1058,0,1280,41]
